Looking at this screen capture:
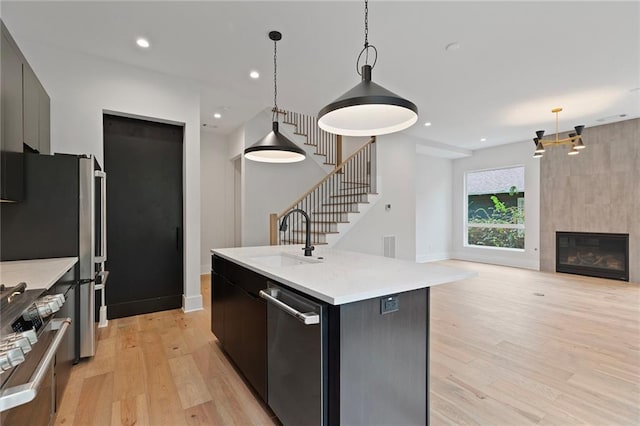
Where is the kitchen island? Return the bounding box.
[211,245,475,426]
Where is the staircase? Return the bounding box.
[279,109,341,167]
[270,132,379,248]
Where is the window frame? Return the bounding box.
[463,165,526,251]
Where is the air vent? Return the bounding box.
[383,235,396,258]
[595,114,627,123]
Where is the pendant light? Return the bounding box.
[317,0,418,136]
[244,31,306,163]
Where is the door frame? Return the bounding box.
[102,109,197,312]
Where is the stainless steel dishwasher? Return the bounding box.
[260,283,325,426]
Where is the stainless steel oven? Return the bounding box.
[0,283,72,425]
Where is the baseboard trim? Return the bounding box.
[107,295,182,319]
[183,294,203,312]
[416,253,451,263]
[201,264,211,275]
[451,251,539,270]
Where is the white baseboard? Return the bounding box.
[416,252,451,263]
[182,294,203,312]
[451,251,539,270]
[201,264,211,275]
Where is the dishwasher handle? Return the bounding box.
[259,289,319,325]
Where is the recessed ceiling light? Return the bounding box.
[249,71,260,79]
[424,122,432,127]
[445,42,460,52]
[213,113,222,119]
[136,38,150,48]
[480,138,487,142]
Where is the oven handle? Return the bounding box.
[0,318,71,412]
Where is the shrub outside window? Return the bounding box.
[466,166,525,250]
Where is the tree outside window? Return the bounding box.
[466,166,525,249]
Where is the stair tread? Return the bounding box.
[322,202,369,206]
[313,211,360,214]
[290,230,339,234]
[330,193,368,197]
[338,193,377,196]
[312,220,349,223]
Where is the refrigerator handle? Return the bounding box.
[95,171,107,262]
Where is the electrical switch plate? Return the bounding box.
[380,295,399,314]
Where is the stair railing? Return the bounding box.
[278,108,340,166]
[270,137,376,246]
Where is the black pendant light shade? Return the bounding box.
[318,65,418,136]
[244,122,305,163]
[244,31,306,163]
[317,0,418,137]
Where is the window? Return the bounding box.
[466,166,525,249]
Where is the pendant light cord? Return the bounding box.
[357,0,377,75]
[364,0,369,50]
[273,37,278,122]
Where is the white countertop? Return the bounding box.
[212,246,475,305]
[0,257,78,290]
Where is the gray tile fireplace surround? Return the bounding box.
[540,118,639,283]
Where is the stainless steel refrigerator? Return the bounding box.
[0,153,108,359]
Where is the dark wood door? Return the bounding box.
[104,114,183,319]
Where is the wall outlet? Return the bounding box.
[380,295,399,314]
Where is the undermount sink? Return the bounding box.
[249,253,322,268]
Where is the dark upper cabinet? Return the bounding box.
[23,62,50,154]
[0,21,50,202]
[1,26,24,202]
[38,84,51,155]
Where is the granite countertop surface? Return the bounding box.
[212,245,475,305]
[0,257,78,291]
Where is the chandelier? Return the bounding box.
[532,108,585,158]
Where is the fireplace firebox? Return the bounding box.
[556,232,629,281]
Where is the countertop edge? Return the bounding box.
[212,248,476,305]
[0,257,79,290]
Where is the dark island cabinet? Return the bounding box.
[211,255,267,401]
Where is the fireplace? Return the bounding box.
[556,232,629,281]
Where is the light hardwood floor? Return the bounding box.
[56,261,640,425]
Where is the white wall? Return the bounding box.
[200,131,235,274]
[242,110,327,247]
[452,141,540,270]
[335,133,417,261]
[17,40,203,311]
[416,154,453,262]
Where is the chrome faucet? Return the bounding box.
[279,208,315,256]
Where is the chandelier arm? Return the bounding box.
[533,108,586,153]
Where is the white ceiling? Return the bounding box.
[2,1,639,150]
